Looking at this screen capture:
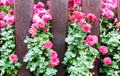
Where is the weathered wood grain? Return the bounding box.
[50,0,68,76]
[15,0,33,76]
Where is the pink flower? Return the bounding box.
[81,24,92,33]
[86,35,98,46]
[29,27,37,35]
[7,15,15,25]
[32,14,41,23]
[9,9,14,15]
[35,2,44,9]
[50,57,60,66]
[44,41,53,50]
[0,20,6,28]
[0,12,5,20]
[46,1,50,7]
[9,54,18,62]
[44,28,49,32]
[103,57,112,65]
[37,20,45,28]
[42,14,52,23]
[102,9,114,19]
[50,51,58,59]
[99,46,108,55]
[87,13,98,22]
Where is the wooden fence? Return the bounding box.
[13,0,120,76]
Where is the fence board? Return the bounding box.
[82,0,102,76]
[15,0,33,76]
[118,0,120,21]
[50,0,68,76]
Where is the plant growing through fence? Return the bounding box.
[0,1,22,76]
[23,1,60,76]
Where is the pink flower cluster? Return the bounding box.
[0,9,15,28]
[101,0,117,18]
[50,51,60,66]
[0,0,14,6]
[44,41,53,50]
[9,54,18,63]
[29,2,52,36]
[103,57,112,65]
[86,35,98,46]
[70,11,98,33]
[69,0,82,11]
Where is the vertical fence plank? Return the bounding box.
[15,0,33,76]
[118,0,120,21]
[50,0,68,76]
[82,0,102,76]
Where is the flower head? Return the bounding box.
[86,35,98,46]
[50,51,58,59]
[50,57,60,66]
[29,27,37,35]
[0,20,6,28]
[87,13,98,22]
[103,57,112,65]
[81,24,92,33]
[9,54,18,63]
[44,41,53,50]
[99,46,108,55]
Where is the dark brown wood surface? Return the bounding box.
[118,0,120,21]
[15,0,33,76]
[50,0,68,76]
[82,0,102,76]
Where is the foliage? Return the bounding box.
[23,1,59,76]
[99,17,120,76]
[0,1,22,76]
[63,22,99,76]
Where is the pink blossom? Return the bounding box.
[81,24,92,33]
[35,2,44,10]
[37,20,45,28]
[102,9,114,19]
[9,54,18,62]
[87,13,98,22]
[0,20,6,28]
[69,15,76,23]
[44,28,49,32]
[42,14,52,23]
[50,51,58,59]
[32,14,41,23]
[0,12,5,20]
[44,41,53,50]
[46,1,50,7]
[3,14,15,25]
[103,57,112,65]
[50,57,60,66]
[29,27,37,35]
[9,9,14,15]
[86,35,98,46]
[7,15,15,25]
[38,9,49,17]
[69,11,85,23]
[99,46,108,55]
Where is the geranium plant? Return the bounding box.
[0,0,22,76]
[99,0,120,75]
[63,0,120,76]
[63,1,100,76]
[23,1,60,76]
